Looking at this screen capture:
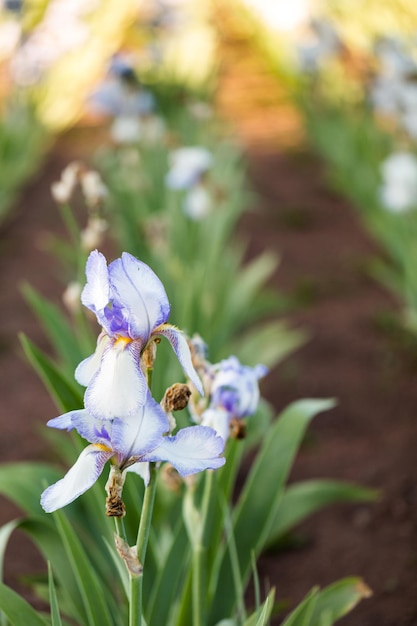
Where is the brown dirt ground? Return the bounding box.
[1,21,417,626]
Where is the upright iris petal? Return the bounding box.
[75,250,203,419]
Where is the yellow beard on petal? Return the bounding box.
[114,336,133,352]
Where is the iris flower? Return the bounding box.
[41,391,225,513]
[198,356,268,442]
[75,251,203,420]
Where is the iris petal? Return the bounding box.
[112,392,169,458]
[75,334,110,387]
[108,252,170,342]
[40,444,112,513]
[142,426,225,476]
[156,324,204,396]
[84,341,147,419]
[81,250,110,316]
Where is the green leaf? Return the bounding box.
[53,509,115,626]
[19,334,83,412]
[0,463,62,516]
[21,284,84,370]
[280,588,319,626]
[0,581,49,625]
[209,399,336,624]
[266,479,378,547]
[244,588,276,626]
[0,520,20,581]
[48,561,63,626]
[310,577,372,623]
[230,320,307,370]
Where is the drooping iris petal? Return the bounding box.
[108,252,170,342]
[84,341,147,419]
[40,445,113,513]
[47,411,79,431]
[75,334,111,387]
[156,324,204,396]
[142,426,225,476]
[81,250,110,322]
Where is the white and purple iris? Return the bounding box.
[199,356,268,442]
[75,250,203,420]
[41,391,225,513]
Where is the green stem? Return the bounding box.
[192,470,215,626]
[130,463,158,626]
[113,516,127,543]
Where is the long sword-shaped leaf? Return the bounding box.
[0,582,48,626]
[21,284,85,370]
[209,399,335,623]
[53,509,115,626]
[0,463,62,516]
[48,561,63,626]
[266,479,378,547]
[309,577,372,623]
[19,334,83,413]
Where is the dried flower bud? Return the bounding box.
[105,466,126,518]
[162,383,191,413]
[114,535,142,577]
[229,418,247,440]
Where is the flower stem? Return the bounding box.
[192,470,215,626]
[130,462,158,626]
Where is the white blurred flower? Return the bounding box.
[80,217,108,251]
[51,162,82,204]
[165,147,212,190]
[110,115,142,144]
[183,184,212,220]
[62,281,82,314]
[380,152,417,212]
[80,170,108,207]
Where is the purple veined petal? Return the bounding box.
[124,461,150,486]
[71,411,114,447]
[108,253,170,342]
[81,250,110,316]
[156,324,204,396]
[40,444,113,513]
[75,334,111,387]
[84,341,147,419]
[46,410,81,431]
[111,392,169,459]
[142,425,225,476]
[200,407,231,443]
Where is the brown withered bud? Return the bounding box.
[229,418,247,440]
[162,383,191,413]
[105,467,126,518]
[114,535,143,577]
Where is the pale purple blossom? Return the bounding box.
[75,250,203,420]
[41,392,225,512]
